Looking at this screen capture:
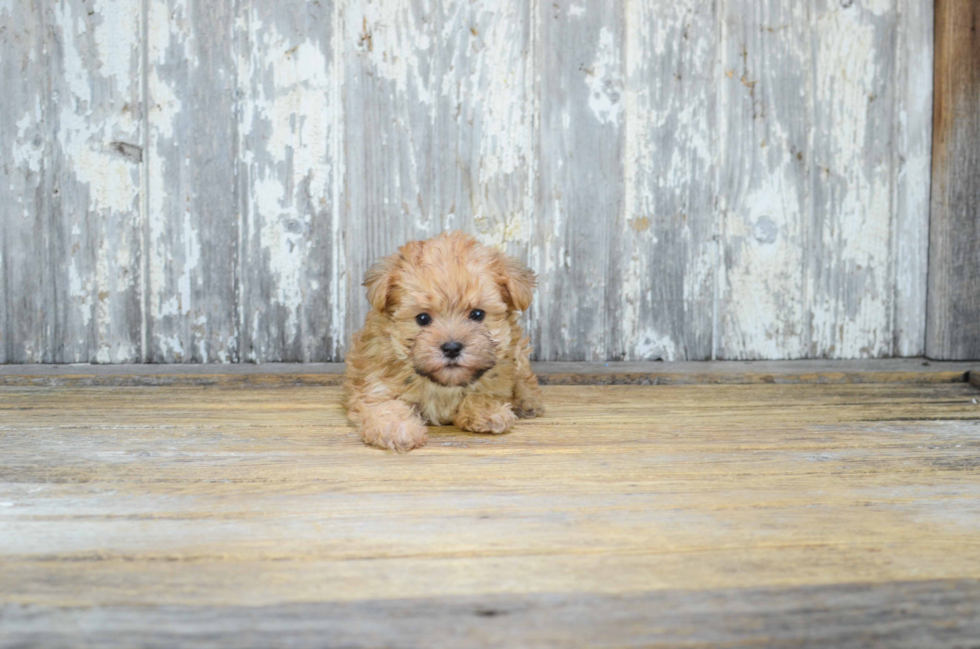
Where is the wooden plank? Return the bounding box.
[0,359,972,387]
[0,363,346,377]
[718,0,928,361]
[343,0,533,343]
[927,0,980,360]
[1,382,979,647]
[3,580,979,648]
[891,0,933,357]
[0,0,144,364]
[47,0,144,363]
[809,0,899,358]
[618,0,716,361]
[144,0,239,362]
[532,0,624,361]
[0,0,48,362]
[0,373,344,388]
[236,0,341,362]
[716,0,810,359]
[533,358,972,385]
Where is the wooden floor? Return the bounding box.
[2,365,980,647]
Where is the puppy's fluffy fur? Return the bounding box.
[344,231,544,451]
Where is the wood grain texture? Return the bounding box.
[533,1,623,361]
[344,0,533,343]
[927,0,980,360]
[717,0,934,360]
[236,0,341,361]
[48,0,144,363]
[892,0,933,357]
[810,0,899,359]
[0,0,938,363]
[0,359,972,387]
[619,0,716,361]
[144,0,239,362]
[0,0,48,362]
[717,0,810,359]
[1,381,979,645]
[1,0,144,364]
[532,358,973,385]
[3,580,980,648]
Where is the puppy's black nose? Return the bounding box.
[441,341,464,359]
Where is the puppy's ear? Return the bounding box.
[496,253,536,312]
[365,240,425,312]
[363,254,399,312]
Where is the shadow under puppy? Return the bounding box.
[345,231,544,452]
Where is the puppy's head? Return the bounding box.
[363,231,535,388]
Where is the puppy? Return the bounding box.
[344,231,544,451]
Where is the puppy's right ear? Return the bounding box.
[363,254,399,312]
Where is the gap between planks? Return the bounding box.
[0,359,975,388]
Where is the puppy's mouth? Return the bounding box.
[414,360,495,388]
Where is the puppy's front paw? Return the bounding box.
[454,402,517,435]
[361,417,428,452]
[512,397,544,419]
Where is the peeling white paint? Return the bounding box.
[155,333,184,358]
[12,107,43,173]
[585,26,623,126]
[863,0,896,17]
[892,0,932,356]
[466,1,533,249]
[177,209,200,317]
[145,0,181,357]
[716,0,809,360]
[634,329,679,362]
[810,7,892,357]
[329,0,347,358]
[474,210,532,251]
[524,0,541,339]
[0,0,934,363]
[473,4,530,186]
[721,166,807,359]
[353,0,435,106]
[147,69,181,140]
[620,0,716,360]
[240,11,335,358]
[54,0,140,215]
[92,0,138,96]
[48,0,142,363]
[68,262,92,328]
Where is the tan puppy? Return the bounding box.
[344,231,544,451]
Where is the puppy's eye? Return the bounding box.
[469,309,485,322]
[415,313,432,326]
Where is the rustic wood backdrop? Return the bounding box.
[0,0,935,363]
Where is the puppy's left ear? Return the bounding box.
[496,253,536,312]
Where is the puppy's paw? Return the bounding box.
[361,417,428,452]
[512,397,544,419]
[455,402,517,435]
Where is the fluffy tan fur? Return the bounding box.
[344,231,544,451]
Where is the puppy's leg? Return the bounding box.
[350,398,428,452]
[454,394,517,434]
[513,378,544,419]
[511,336,544,419]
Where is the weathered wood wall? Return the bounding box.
[0,0,935,363]
[927,0,980,360]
